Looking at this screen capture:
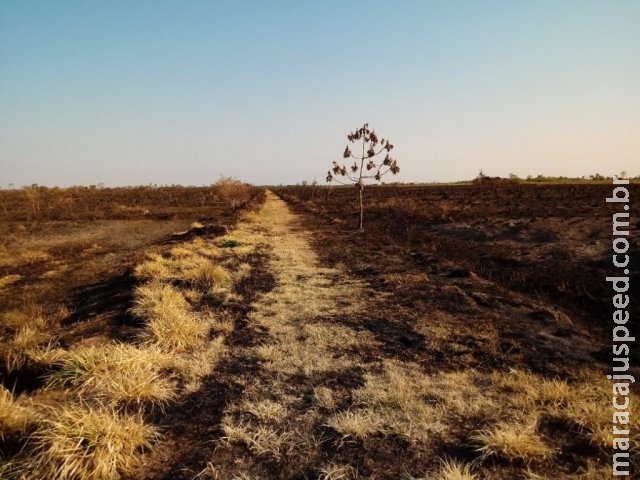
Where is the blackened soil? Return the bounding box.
[126,247,276,480]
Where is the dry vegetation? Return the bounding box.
[0,228,243,478]
[267,184,640,479]
[1,183,638,479]
[0,185,264,479]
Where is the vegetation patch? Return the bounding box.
[47,344,177,411]
[0,187,264,479]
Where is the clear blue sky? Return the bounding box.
[1,0,638,187]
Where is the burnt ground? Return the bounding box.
[0,188,265,393]
[276,183,640,360]
[127,187,638,479]
[2,184,639,479]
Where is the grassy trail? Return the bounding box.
[202,190,375,478]
[132,191,375,479]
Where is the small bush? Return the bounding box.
[214,177,252,211]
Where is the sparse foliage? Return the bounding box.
[214,176,252,211]
[326,123,399,229]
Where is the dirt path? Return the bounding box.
[202,190,379,478]
[134,191,377,479]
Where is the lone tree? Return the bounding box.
[326,123,399,229]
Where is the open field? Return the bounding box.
[1,182,639,479]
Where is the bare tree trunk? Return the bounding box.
[358,183,364,230]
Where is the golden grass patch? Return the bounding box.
[241,399,288,423]
[168,335,226,393]
[133,253,174,281]
[26,405,160,480]
[314,386,337,410]
[47,344,177,410]
[254,320,370,376]
[0,386,37,440]
[2,324,52,372]
[186,263,232,293]
[0,248,50,268]
[416,458,478,480]
[490,368,640,451]
[472,416,553,461]
[325,409,384,439]
[131,281,210,353]
[233,262,252,281]
[0,274,22,290]
[209,312,236,334]
[0,302,61,333]
[436,459,477,480]
[353,361,455,442]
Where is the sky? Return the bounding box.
[0,0,639,187]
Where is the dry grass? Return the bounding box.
[0,302,62,333]
[0,190,259,480]
[24,405,160,480]
[255,323,366,375]
[133,253,174,281]
[318,463,356,480]
[490,368,640,452]
[489,369,571,412]
[2,325,52,372]
[209,312,236,334]
[195,463,256,480]
[0,247,50,268]
[0,386,37,440]
[133,248,211,283]
[131,281,211,352]
[186,263,233,294]
[0,274,22,290]
[415,459,478,480]
[4,190,622,479]
[221,416,292,457]
[472,416,553,461]
[325,410,384,439]
[233,262,252,281]
[523,470,551,480]
[0,302,67,372]
[134,239,235,304]
[47,344,177,410]
[314,386,337,410]
[194,238,225,258]
[350,360,634,467]
[241,400,288,423]
[352,361,454,442]
[167,335,226,393]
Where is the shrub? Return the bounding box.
[214,176,252,211]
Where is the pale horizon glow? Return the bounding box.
[1,1,639,187]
